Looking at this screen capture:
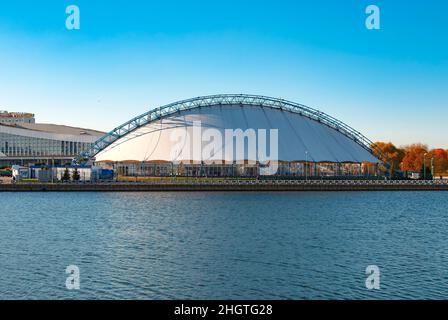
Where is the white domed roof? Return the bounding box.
[92,96,379,164]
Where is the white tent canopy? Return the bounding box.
[95,104,379,164]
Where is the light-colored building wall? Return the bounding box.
[54,167,92,181]
[0,111,35,124]
[0,120,104,166]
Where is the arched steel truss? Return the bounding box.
[74,94,384,165]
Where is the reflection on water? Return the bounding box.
[0,191,447,299]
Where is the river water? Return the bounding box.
[0,191,447,299]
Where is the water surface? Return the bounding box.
[0,192,447,299]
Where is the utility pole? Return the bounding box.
[51,158,54,183]
[423,153,427,180]
[431,157,434,178]
[305,151,308,181]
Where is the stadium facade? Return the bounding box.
[77,94,383,179]
[0,111,105,166]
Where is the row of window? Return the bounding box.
[0,119,34,124]
[0,132,92,157]
[114,163,376,177]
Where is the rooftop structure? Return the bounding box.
[76,94,384,178]
[0,111,35,124]
[0,119,105,166]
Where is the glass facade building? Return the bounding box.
[0,111,35,124]
[0,123,104,166]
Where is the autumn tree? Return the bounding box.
[400,143,428,172]
[429,149,448,177]
[371,142,405,176]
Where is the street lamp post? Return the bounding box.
[51,158,54,184]
[305,151,308,181]
[431,157,434,178]
[423,153,427,180]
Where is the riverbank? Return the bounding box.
[1,180,448,192]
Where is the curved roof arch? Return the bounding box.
[74,94,383,164]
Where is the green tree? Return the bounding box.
[72,167,80,181]
[62,167,71,182]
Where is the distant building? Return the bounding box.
[11,165,113,183]
[0,114,105,166]
[409,172,421,180]
[0,111,35,124]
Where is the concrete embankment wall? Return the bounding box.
[1,182,448,192]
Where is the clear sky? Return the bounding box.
[0,0,447,147]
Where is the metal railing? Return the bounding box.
[80,179,448,186]
[74,94,387,165]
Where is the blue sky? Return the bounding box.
[0,0,447,147]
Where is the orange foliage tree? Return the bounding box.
[429,149,448,176]
[400,144,428,172]
[371,142,405,172]
[371,142,448,177]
